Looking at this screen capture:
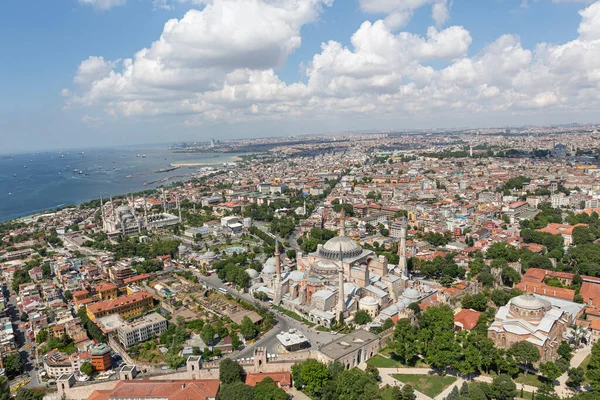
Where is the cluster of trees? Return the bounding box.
[110,237,181,260]
[132,259,164,274]
[217,264,250,288]
[291,359,386,400]
[12,257,45,292]
[299,228,337,253]
[175,270,199,283]
[248,226,276,247]
[444,376,516,400]
[3,352,23,378]
[269,216,297,238]
[77,308,106,342]
[423,232,451,247]
[37,334,77,355]
[242,200,291,222]
[218,359,288,400]
[392,305,547,379]
[413,255,465,286]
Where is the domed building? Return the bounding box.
[488,294,569,362]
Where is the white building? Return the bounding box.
[117,313,168,348]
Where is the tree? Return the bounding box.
[166,354,185,370]
[334,368,381,400]
[231,333,242,350]
[491,374,517,400]
[219,382,254,400]
[14,389,39,400]
[20,312,28,322]
[366,364,379,380]
[200,324,215,345]
[393,319,418,365]
[460,381,469,397]
[391,386,402,400]
[567,367,585,389]
[35,328,48,344]
[219,359,244,384]
[354,310,372,325]
[461,293,488,311]
[240,316,258,340]
[586,341,600,390]
[540,361,561,383]
[253,376,288,400]
[401,384,416,400]
[557,341,572,361]
[291,359,329,396]
[508,341,540,373]
[4,352,23,377]
[80,361,93,376]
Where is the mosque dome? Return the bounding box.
[312,260,339,274]
[319,236,363,259]
[245,269,259,279]
[202,251,216,259]
[511,294,547,310]
[403,288,420,300]
[262,257,277,275]
[359,296,378,306]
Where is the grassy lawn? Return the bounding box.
[368,355,404,368]
[381,386,396,400]
[393,374,457,398]
[272,305,315,327]
[514,373,544,388]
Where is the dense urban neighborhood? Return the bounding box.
[3,129,600,400]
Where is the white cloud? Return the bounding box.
[65,0,600,127]
[78,0,127,11]
[359,0,450,28]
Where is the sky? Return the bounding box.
[1,0,600,152]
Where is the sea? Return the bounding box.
[0,145,244,223]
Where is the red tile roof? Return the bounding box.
[88,379,220,400]
[86,291,153,315]
[454,309,481,331]
[245,372,291,388]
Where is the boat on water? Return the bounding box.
[142,154,146,158]
[79,171,83,175]
[13,174,16,177]
[137,154,140,157]
[24,165,27,168]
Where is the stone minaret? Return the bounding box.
[398,219,407,277]
[100,193,105,230]
[340,207,346,237]
[275,240,281,279]
[337,244,346,317]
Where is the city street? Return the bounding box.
[3,284,43,389]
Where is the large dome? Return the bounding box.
[319,236,363,259]
[511,294,548,310]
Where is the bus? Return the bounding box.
[217,288,227,294]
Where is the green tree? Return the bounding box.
[166,354,185,370]
[291,359,329,396]
[219,359,244,384]
[240,316,258,340]
[354,310,372,325]
[586,341,600,390]
[540,361,561,383]
[4,353,23,377]
[35,328,48,344]
[219,382,254,400]
[557,341,572,361]
[200,323,215,345]
[20,312,28,322]
[491,374,517,400]
[401,384,416,400]
[365,364,379,380]
[80,361,93,376]
[567,367,585,389]
[253,376,288,400]
[334,368,381,400]
[508,341,540,374]
[461,293,488,311]
[392,319,418,365]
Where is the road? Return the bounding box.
[4,283,43,389]
[194,273,338,358]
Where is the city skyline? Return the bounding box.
[2,0,600,152]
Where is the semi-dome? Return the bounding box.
[245,269,259,279]
[202,251,216,259]
[511,294,547,310]
[313,260,339,273]
[319,236,363,259]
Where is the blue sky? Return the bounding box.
[1,0,598,152]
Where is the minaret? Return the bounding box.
[273,240,283,305]
[143,197,148,228]
[110,196,117,224]
[303,200,306,216]
[340,207,346,237]
[100,194,105,230]
[469,145,473,158]
[398,218,407,277]
[275,240,281,279]
[177,197,182,222]
[337,244,346,317]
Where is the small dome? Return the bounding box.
[313,260,339,272]
[511,294,547,310]
[246,269,259,279]
[359,296,378,306]
[403,288,420,300]
[203,251,216,258]
[265,257,277,267]
[117,205,130,212]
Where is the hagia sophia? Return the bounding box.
[249,211,437,327]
